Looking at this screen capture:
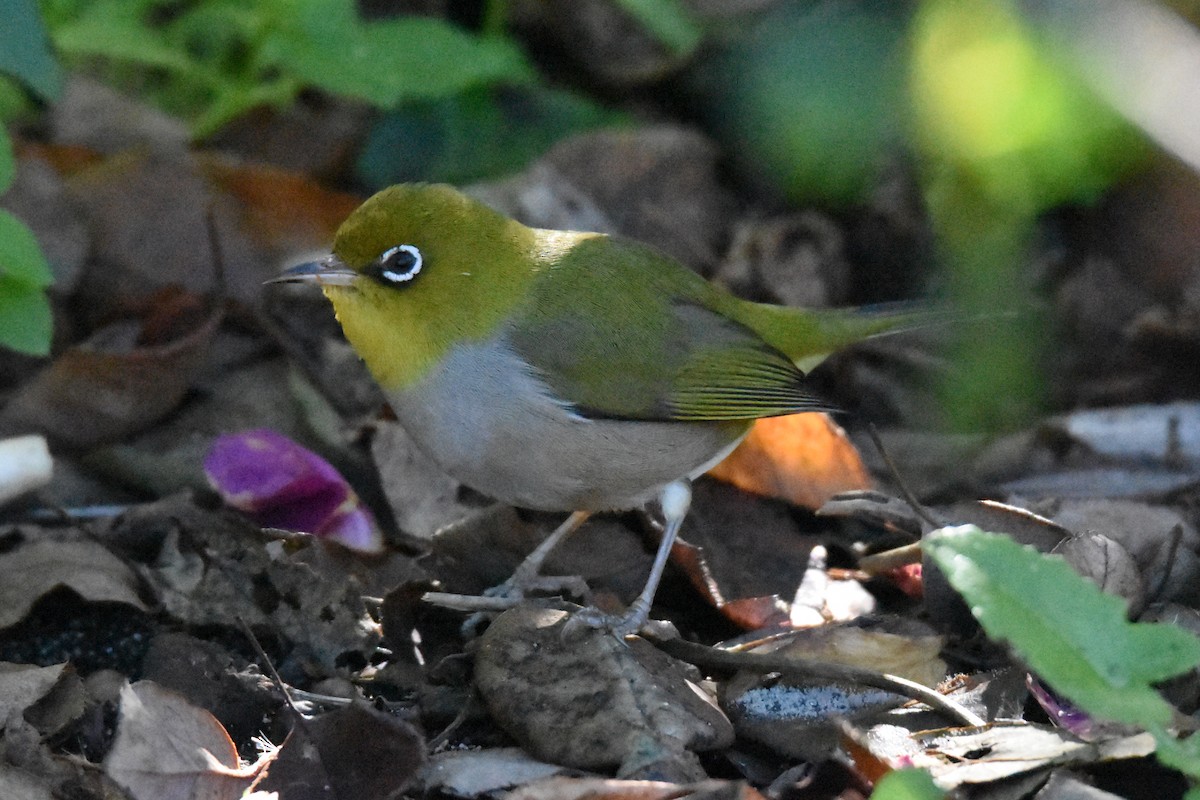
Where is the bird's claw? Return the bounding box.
[461,575,592,638]
[561,598,654,641]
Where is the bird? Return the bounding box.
[271,183,924,636]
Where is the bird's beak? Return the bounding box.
[267,255,359,287]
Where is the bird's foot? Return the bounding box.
[455,574,591,638]
[483,573,591,603]
[562,597,657,640]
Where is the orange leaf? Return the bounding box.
[707,412,871,509]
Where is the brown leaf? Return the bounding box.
[198,157,361,254]
[474,604,733,777]
[254,702,424,800]
[104,680,260,800]
[0,296,221,450]
[760,621,946,689]
[707,413,871,509]
[0,539,146,629]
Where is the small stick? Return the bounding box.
[865,423,945,532]
[423,591,524,613]
[236,616,305,718]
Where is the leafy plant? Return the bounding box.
[40,0,535,138]
[0,0,61,356]
[925,526,1200,795]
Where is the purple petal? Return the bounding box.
[1026,674,1095,738]
[204,429,383,553]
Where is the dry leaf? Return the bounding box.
[474,604,732,778]
[0,663,71,722]
[254,702,424,800]
[707,413,871,509]
[672,479,815,626]
[418,748,568,798]
[506,776,769,800]
[906,723,1156,789]
[119,495,379,674]
[0,539,146,629]
[372,420,479,541]
[104,680,261,800]
[761,621,946,689]
[0,295,221,450]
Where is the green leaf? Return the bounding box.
[613,0,702,56]
[265,10,534,107]
[0,0,64,99]
[0,209,53,287]
[191,76,300,140]
[356,85,625,187]
[52,17,212,82]
[924,526,1200,726]
[0,127,13,193]
[1151,728,1200,787]
[870,769,945,800]
[0,275,52,356]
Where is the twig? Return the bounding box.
[857,542,923,575]
[865,423,945,532]
[236,616,305,718]
[646,630,986,729]
[427,688,482,752]
[423,591,524,613]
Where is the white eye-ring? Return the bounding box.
[377,244,423,285]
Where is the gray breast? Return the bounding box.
[383,333,748,511]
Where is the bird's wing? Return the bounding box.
[508,235,833,421]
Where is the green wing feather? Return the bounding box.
[508,235,833,421]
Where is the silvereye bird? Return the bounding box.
[274,183,920,635]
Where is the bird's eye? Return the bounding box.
[372,244,423,286]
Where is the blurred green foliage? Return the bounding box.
[704,1,909,207]
[911,0,1146,430]
[356,85,626,188]
[40,0,535,138]
[703,0,1152,430]
[911,0,1141,211]
[0,0,59,356]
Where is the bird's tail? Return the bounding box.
[737,301,964,373]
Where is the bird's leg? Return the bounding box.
[485,510,592,599]
[568,478,691,638]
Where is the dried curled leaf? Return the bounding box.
[0,539,146,629]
